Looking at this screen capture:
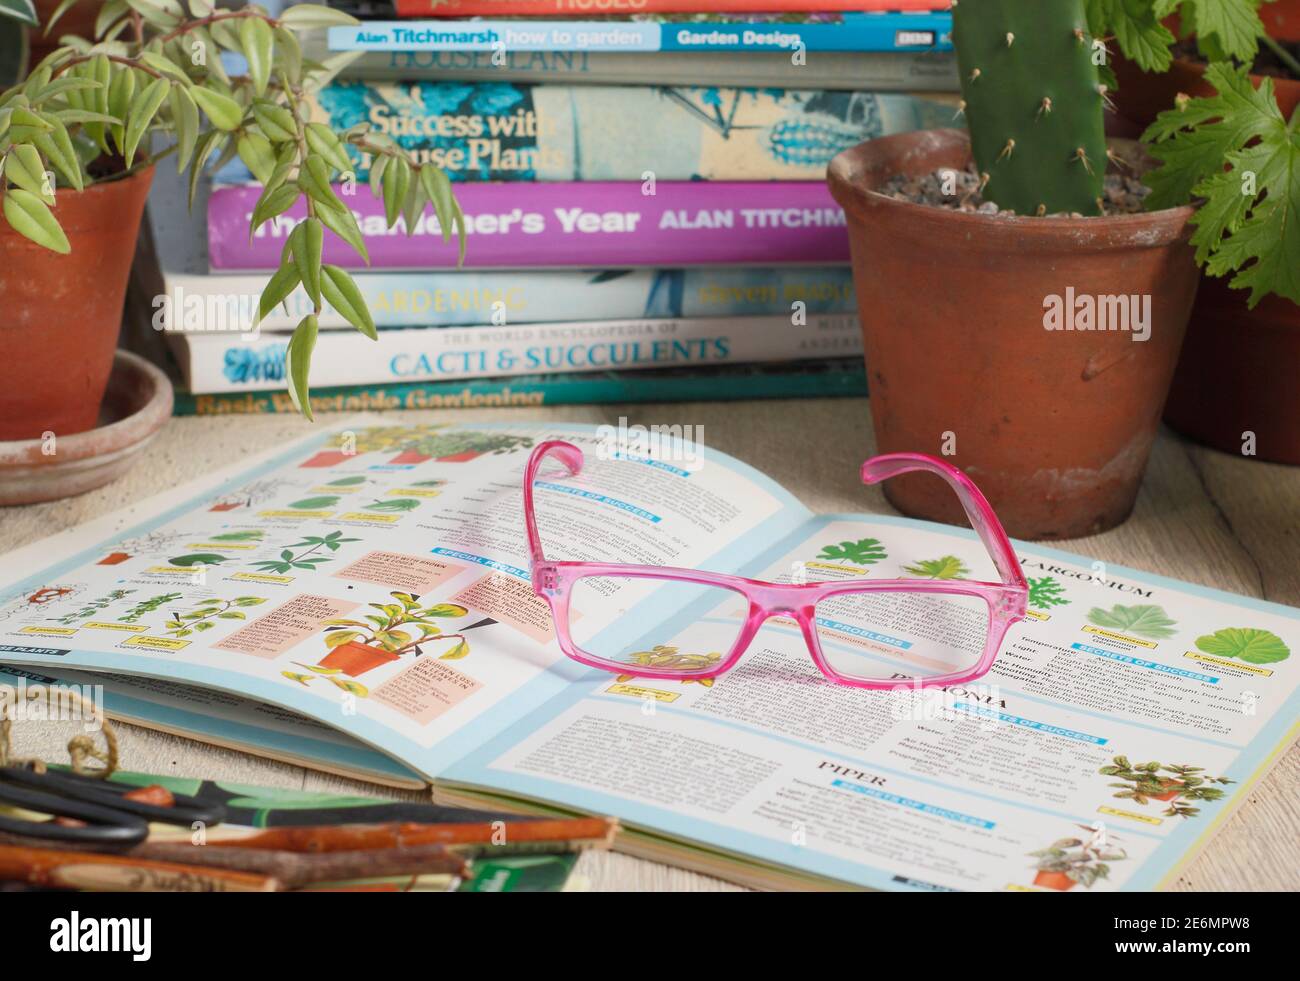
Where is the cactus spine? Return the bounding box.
[952,0,1107,216]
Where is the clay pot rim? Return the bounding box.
[828,129,1196,252]
[0,350,172,469]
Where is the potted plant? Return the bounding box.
[285,591,472,688]
[1116,6,1300,464]
[829,0,1206,539]
[0,1,464,441]
[1100,755,1233,819]
[1029,824,1126,891]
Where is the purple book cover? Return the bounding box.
[207,181,850,270]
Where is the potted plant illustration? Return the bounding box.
[1100,755,1234,818]
[0,2,466,441]
[162,595,266,638]
[287,591,473,684]
[1029,825,1126,890]
[827,0,1296,538]
[384,431,538,465]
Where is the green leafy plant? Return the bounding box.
[1194,626,1291,664]
[362,497,420,513]
[0,0,35,89]
[324,475,367,486]
[817,538,887,566]
[902,555,970,580]
[249,529,359,574]
[1028,823,1126,888]
[1026,575,1071,610]
[287,495,340,510]
[1099,754,1234,819]
[0,1,464,416]
[55,587,134,623]
[118,591,182,623]
[169,552,228,567]
[208,530,265,542]
[951,0,1297,308]
[163,595,265,638]
[1087,602,1178,639]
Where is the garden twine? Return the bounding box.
[0,684,118,778]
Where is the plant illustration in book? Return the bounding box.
[1194,628,1290,665]
[314,425,536,462]
[119,594,184,624]
[1087,604,1178,640]
[249,532,362,575]
[901,555,969,580]
[288,496,342,511]
[362,498,422,514]
[281,592,477,695]
[1026,576,1070,611]
[1099,756,1234,820]
[163,597,268,640]
[1029,825,1126,891]
[211,479,291,512]
[816,538,887,566]
[614,647,723,687]
[54,589,135,625]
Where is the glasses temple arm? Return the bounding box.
[523,440,585,567]
[861,453,1026,587]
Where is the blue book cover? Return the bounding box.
[330,12,953,54]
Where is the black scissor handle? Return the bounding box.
[0,780,149,846]
[0,767,227,828]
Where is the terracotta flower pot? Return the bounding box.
[97,552,130,566]
[0,166,154,441]
[209,502,242,512]
[1147,779,1185,802]
[318,640,400,678]
[1262,0,1300,41]
[1033,870,1077,891]
[1163,280,1300,464]
[827,130,1198,540]
[1111,54,1300,132]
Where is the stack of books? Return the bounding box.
[157,1,958,415]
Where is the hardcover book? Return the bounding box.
[1,420,1297,890]
[215,82,954,184]
[207,180,851,270]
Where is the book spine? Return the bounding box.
[214,82,953,184]
[160,267,856,331]
[208,181,850,271]
[171,359,870,415]
[331,50,960,91]
[175,313,863,393]
[334,13,953,53]
[393,0,950,16]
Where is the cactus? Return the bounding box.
[952,0,1107,216]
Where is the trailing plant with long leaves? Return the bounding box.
[0,1,464,417]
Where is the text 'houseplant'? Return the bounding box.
[0,0,463,439]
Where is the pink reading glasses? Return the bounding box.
[524,441,1028,690]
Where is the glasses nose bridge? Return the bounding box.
[749,581,817,620]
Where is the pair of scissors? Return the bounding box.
[0,766,227,847]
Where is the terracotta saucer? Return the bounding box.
[0,350,173,506]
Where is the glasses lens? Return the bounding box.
[568,576,747,677]
[814,589,991,682]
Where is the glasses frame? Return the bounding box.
[524,440,1028,690]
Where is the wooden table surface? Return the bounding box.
[3,399,1297,891]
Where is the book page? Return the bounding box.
[0,420,806,779]
[442,513,1300,891]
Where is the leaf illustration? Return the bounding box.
[209,531,264,542]
[1026,576,1071,610]
[363,498,421,512]
[816,538,887,566]
[439,639,470,660]
[325,476,367,486]
[423,603,470,619]
[289,496,340,510]
[1087,604,1178,639]
[902,555,970,580]
[1195,627,1291,665]
[169,553,228,567]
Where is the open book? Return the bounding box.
[1,419,1296,891]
